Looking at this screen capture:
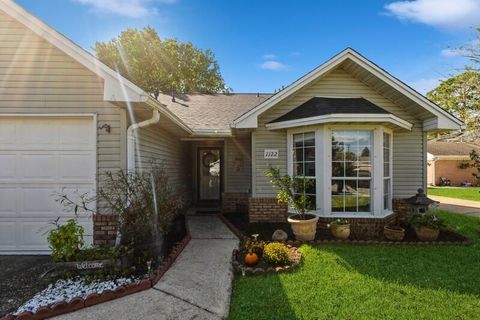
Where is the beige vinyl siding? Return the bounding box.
[254,67,425,199]
[0,10,125,208]
[225,136,251,193]
[134,123,191,195]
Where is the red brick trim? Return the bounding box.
[222,192,249,214]
[92,214,118,246]
[248,197,287,223]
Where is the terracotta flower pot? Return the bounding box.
[414,226,440,241]
[287,214,319,241]
[384,225,405,242]
[331,223,350,240]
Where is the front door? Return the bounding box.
[198,148,221,203]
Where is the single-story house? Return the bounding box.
[427,141,480,186]
[0,1,463,254]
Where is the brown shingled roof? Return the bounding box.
[427,141,480,156]
[156,93,272,131]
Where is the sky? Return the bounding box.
[16,0,480,94]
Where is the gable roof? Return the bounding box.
[270,97,390,123]
[156,93,271,134]
[0,0,192,134]
[233,48,463,131]
[428,141,480,157]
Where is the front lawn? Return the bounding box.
[428,186,480,202]
[228,211,480,320]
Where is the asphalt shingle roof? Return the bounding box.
[427,141,480,156]
[269,97,390,123]
[156,93,272,131]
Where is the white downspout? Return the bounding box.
[127,109,161,172]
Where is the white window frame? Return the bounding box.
[382,130,393,213]
[287,124,393,218]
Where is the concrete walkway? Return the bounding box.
[430,195,480,217]
[55,215,239,320]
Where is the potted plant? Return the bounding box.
[383,224,405,241]
[329,219,350,240]
[409,211,444,241]
[266,167,319,241]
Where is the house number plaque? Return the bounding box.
[264,149,279,159]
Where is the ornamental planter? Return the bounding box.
[384,225,405,242]
[414,226,440,241]
[331,223,351,240]
[287,214,319,241]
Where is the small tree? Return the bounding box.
[469,150,480,185]
[265,166,314,219]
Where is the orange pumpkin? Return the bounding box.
[244,252,258,266]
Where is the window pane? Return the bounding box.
[345,162,357,177]
[345,149,358,162]
[358,180,371,212]
[332,143,344,161]
[305,147,315,161]
[305,162,316,177]
[358,162,372,177]
[293,134,303,148]
[383,132,390,149]
[304,132,315,146]
[383,147,390,162]
[384,162,390,177]
[332,196,344,212]
[359,146,371,161]
[294,148,304,162]
[332,162,344,177]
[305,179,316,194]
[331,180,344,195]
[295,163,303,176]
[344,180,358,212]
[306,195,316,210]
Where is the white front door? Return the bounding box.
[0,116,96,254]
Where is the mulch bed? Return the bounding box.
[221,212,470,245]
[0,256,54,317]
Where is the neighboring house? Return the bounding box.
[427,141,480,186]
[0,0,462,254]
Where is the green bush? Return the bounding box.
[409,212,445,230]
[47,219,84,262]
[263,242,291,266]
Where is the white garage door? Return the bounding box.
[0,116,95,254]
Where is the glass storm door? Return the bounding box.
[198,149,221,201]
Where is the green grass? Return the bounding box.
[428,187,480,202]
[228,211,480,320]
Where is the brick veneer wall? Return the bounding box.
[393,198,411,225]
[93,214,118,246]
[222,192,249,214]
[248,197,288,223]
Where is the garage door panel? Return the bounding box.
[59,120,94,146]
[0,153,16,179]
[0,187,18,214]
[21,119,59,147]
[0,221,16,247]
[21,154,57,180]
[0,116,96,253]
[59,153,95,180]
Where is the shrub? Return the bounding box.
[263,242,291,266]
[47,219,84,262]
[244,239,265,256]
[409,212,445,230]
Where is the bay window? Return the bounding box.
[288,126,393,217]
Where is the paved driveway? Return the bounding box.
[430,195,480,217]
[55,215,239,320]
[0,256,53,316]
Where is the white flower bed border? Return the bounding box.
[14,276,142,315]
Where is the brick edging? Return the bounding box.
[3,221,192,320]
